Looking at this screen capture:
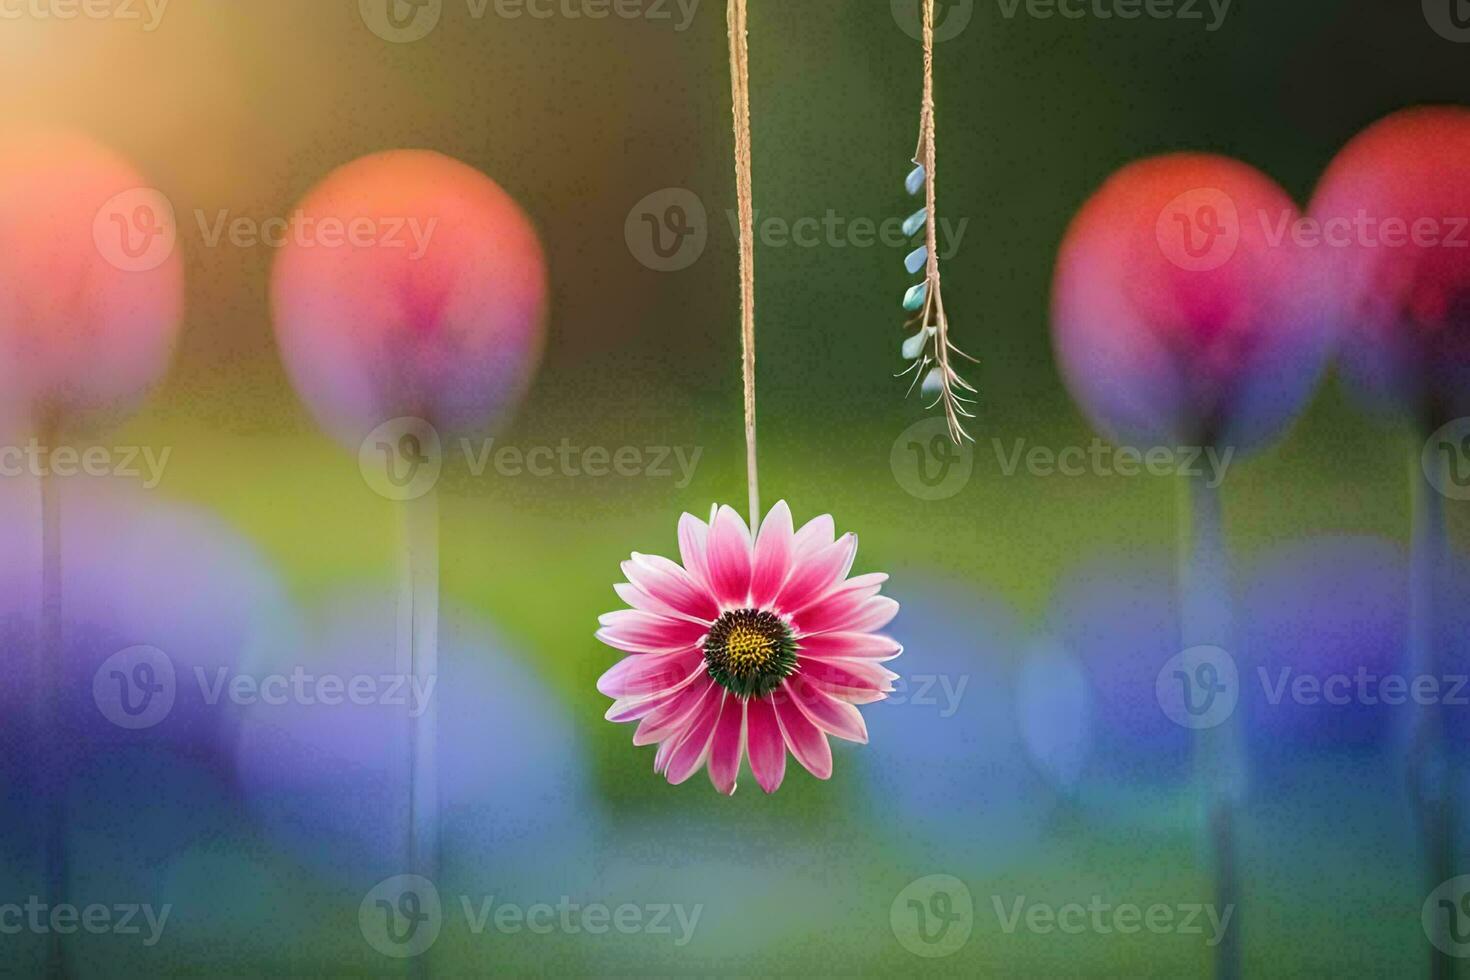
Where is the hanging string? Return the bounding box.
[727,0,760,530]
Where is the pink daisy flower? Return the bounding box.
[596,501,901,795]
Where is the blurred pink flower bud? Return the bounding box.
[270,150,548,446]
[1309,106,1470,428]
[0,131,183,437]
[1052,153,1333,453]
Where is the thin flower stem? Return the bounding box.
[1409,446,1455,979]
[38,418,70,979]
[1177,474,1243,980]
[728,0,760,529]
[398,490,440,933]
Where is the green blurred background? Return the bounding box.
[4,0,1470,975]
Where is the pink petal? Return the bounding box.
[623,553,718,622]
[654,733,679,774]
[705,505,754,607]
[745,695,787,794]
[789,571,888,617]
[596,609,706,654]
[706,694,746,795]
[604,667,702,722]
[749,500,795,608]
[797,657,899,703]
[633,673,716,745]
[597,649,701,699]
[772,691,834,780]
[799,632,902,661]
[784,676,868,744]
[776,533,857,613]
[791,513,835,557]
[796,594,899,637]
[678,511,713,591]
[664,690,725,784]
[614,582,704,625]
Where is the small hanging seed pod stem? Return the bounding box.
[897,0,977,444]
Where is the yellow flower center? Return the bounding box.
[703,608,798,699]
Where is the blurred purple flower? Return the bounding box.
[1045,553,1192,778]
[0,479,288,860]
[1016,637,1092,794]
[235,590,593,888]
[858,580,1053,875]
[1238,536,1408,755]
